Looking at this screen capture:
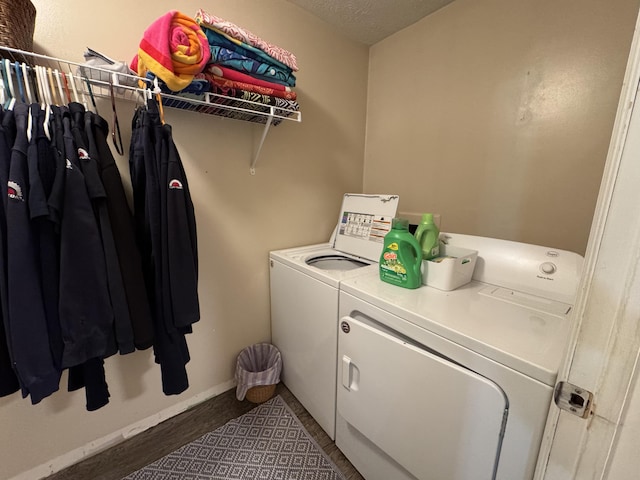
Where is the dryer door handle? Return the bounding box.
[342,355,359,391]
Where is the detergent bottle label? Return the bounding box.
[380,243,408,283]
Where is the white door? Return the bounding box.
[537,8,640,479]
[337,315,508,480]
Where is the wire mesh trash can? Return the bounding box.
[235,343,282,403]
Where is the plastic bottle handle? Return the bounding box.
[414,226,422,244]
[415,224,429,259]
[414,243,422,276]
[415,223,433,247]
[410,236,423,277]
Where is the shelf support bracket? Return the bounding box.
[250,108,275,175]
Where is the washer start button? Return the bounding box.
[540,262,557,275]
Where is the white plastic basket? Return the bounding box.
[422,244,478,291]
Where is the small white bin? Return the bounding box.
[422,244,478,291]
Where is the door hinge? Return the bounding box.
[554,381,594,419]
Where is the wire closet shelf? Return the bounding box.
[0,46,301,173]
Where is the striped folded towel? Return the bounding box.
[195,8,298,71]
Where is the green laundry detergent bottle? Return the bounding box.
[379,218,422,289]
[414,213,440,260]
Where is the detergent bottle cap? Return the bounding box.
[392,217,409,230]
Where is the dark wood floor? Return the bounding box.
[44,383,364,480]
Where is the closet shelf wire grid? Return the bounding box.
[0,46,301,173]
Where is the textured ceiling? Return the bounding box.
[286,0,456,45]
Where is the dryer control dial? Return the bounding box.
[540,262,557,275]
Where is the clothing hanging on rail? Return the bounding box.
[30,103,63,371]
[0,53,200,408]
[70,102,132,356]
[84,107,154,351]
[58,105,116,367]
[129,98,199,396]
[0,106,20,398]
[6,102,62,403]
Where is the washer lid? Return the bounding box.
[332,193,399,262]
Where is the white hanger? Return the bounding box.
[46,67,59,105]
[68,71,80,103]
[53,69,65,105]
[27,104,33,142]
[0,64,5,106]
[34,65,45,107]
[153,76,161,94]
[35,66,51,140]
[145,76,161,101]
[35,66,47,105]
[28,69,45,143]
[42,67,52,140]
[43,101,51,140]
[21,63,33,104]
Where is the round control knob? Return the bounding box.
[540,262,557,275]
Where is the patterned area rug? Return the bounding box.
[122,395,346,479]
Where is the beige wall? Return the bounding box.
[364,0,639,254]
[1,1,368,478]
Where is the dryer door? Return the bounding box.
[337,314,508,480]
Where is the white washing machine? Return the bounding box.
[270,193,399,440]
[335,233,584,480]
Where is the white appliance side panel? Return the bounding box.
[270,260,338,439]
[337,315,508,480]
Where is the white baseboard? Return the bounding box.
[12,379,236,480]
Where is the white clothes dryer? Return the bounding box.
[270,193,398,440]
[335,233,584,480]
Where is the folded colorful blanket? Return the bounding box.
[202,26,296,87]
[210,45,295,86]
[131,11,211,92]
[208,82,299,110]
[206,64,293,92]
[204,91,298,126]
[144,72,211,95]
[202,73,297,101]
[195,9,298,71]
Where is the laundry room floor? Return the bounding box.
[43,383,364,480]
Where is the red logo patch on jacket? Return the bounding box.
[8,181,24,201]
[169,179,183,190]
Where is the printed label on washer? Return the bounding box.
[339,211,393,243]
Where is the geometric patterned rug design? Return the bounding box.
[122,395,346,479]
